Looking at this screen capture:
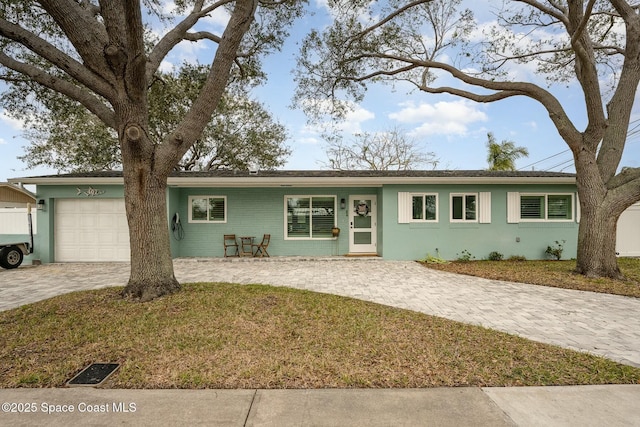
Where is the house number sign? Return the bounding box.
[76,187,106,197]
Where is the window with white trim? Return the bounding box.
[188,196,227,223]
[451,193,477,222]
[285,195,336,239]
[411,193,438,222]
[520,193,573,221]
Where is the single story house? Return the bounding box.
[6,170,590,263]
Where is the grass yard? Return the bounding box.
[423,257,640,298]
[1,282,639,389]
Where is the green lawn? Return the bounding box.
[423,258,640,298]
[1,282,639,389]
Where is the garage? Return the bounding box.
[55,198,130,262]
[617,202,640,257]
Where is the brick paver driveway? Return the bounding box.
[2,258,639,367]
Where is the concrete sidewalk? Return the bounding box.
[1,385,639,426]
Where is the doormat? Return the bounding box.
[67,363,120,387]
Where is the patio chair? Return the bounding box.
[252,234,270,257]
[223,234,239,257]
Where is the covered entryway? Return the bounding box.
[617,202,640,257]
[348,195,377,254]
[54,199,130,262]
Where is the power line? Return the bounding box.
[522,118,640,172]
[518,149,571,171]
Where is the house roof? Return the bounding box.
[0,182,36,203]
[10,170,577,187]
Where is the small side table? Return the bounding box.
[239,236,254,257]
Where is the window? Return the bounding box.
[519,194,573,221]
[189,196,226,223]
[411,193,438,222]
[451,193,477,222]
[286,196,336,239]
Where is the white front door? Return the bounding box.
[349,195,377,254]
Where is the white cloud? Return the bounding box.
[388,100,487,137]
[203,7,231,28]
[158,60,175,73]
[0,110,25,130]
[0,137,6,145]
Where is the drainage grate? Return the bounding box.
[67,363,120,387]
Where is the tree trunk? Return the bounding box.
[120,160,180,301]
[574,155,624,280]
[575,203,623,279]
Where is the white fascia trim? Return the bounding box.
[10,175,576,187]
[168,176,576,187]
[8,177,125,185]
[168,177,383,188]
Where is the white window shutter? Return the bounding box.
[479,192,491,223]
[507,192,520,223]
[575,193,580,223]
[398,192,411,223]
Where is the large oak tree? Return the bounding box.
[0,0,304,300]
[296,0,640,279]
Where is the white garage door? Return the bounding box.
[617,203,640,257]
[55,199,130,262]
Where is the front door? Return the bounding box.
[349,195,377,254]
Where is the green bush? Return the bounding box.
[545,240,565,261]
[456,249,475,262]
[488,251,504,261]
[507,255,527,262]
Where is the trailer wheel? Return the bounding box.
[0,246,24,269]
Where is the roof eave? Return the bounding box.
[9,175,576,187]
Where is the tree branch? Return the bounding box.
[37,0,111,81]
[147,0,234,79]
[0,17,113,98]
[0,52,115,128]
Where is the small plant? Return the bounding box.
[420,249,448,264]
[507,255,527,262]
[545,240,565,261]
[488,251,504,261]
[456,249,475,262]
[422,253,448,264]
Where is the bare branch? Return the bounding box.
[147,0,234,79]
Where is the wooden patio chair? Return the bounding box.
[223,234,239,257]
[252,234,270,257]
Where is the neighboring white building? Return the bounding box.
[617,202,640,257]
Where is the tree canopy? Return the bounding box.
[485,132,529,171]
[6,65,290,173]
[323,127,439,170]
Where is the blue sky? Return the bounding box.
[1,0,639,183]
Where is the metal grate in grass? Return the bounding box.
[67,363,120,387]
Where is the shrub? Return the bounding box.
[545,240,565,261]
[456,249,475,262]
[507,255,527,262]
[488,251,504,261]
[422,253,448,264]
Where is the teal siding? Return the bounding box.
[169,187,376,258]
[27,181,579,263]
[381,184,579,260]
